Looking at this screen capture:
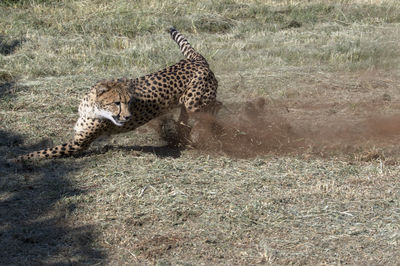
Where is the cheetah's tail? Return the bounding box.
[7,140,85,163]
[168,27,207,63]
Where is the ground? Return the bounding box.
[1,0,400,264]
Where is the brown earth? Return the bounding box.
[156,72,400,161]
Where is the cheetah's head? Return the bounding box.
[93,82,132,126]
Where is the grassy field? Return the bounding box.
[1,0,400,264]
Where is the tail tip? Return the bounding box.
[168,27,177,34]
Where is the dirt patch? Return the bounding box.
[187,98,299,157]
[156,97,400,160]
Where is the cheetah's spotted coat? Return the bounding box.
[12,28,220,162]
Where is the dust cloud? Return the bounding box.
[156,98,400,160]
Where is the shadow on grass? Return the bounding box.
[131,144,183,158]
[0,35,23,56]
[0,82,14,96]
[87,144,183,159]
[0,130,106,264]
[0,79,30,102]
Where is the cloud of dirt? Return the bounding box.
[185,99,301,158]
[156,98,400,160]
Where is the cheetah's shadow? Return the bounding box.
[84,144,183,159]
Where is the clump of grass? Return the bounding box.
[0,70,13,82]
[188,14,236,33]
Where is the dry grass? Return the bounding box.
[1,0,400,264]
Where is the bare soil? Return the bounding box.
[157,70,400,162]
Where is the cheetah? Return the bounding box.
[10,28,220,162]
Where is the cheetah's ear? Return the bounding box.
[95,84,109,96]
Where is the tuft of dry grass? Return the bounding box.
[1,0,400,264]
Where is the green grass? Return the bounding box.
[1,0,400,264]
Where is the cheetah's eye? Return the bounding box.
[114,101,121,106]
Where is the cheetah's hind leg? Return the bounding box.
[176,100,223,149]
